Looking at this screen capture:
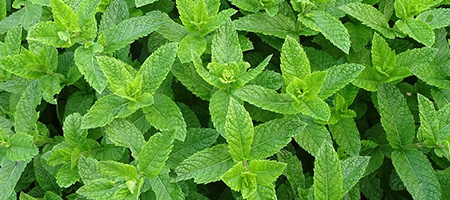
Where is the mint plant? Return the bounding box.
[0,0,449,199]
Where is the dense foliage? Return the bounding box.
[0,0,449,199]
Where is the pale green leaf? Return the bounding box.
[281,35,311,85]
[417,8,450,29]
[248,160,286,187]
[81,94,130,129]
[295,98,331,121]
[74,45,108,93]
[149,168,184,200]
[56,164,80,188]
[178,33,207,63]
[224,97,254,161]
[212,19,242,64]
[418,94,439,143]
[76,179,117,200]
[98,161,138,180]
[99,0,129,33]
[395,18,435,47]
[0,159,27,200]
[96,55,134,97]
[50,0,79,31]
[7,133,38,161]
[293,115,332,157]
[135,0,157,7]
[209,90,231,137]
[411,64,450,89]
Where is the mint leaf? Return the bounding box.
[314,142,344,200]
[234,85,297,114]
[138,132,174,178]
[376,83,415,148]
[104,119,145,158]
[395,18,435,47]
[300,10,351,53]
[224,98,254,161]
[234,13,297,38]
[14,81,41,133]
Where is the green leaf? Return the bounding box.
[7,132,38,161]
[277,150,306,193]
[81,94,130,129]
[76,179,117,200]
[209,90,231,137]
[371,33,396,72]
[295,98,331,121]
[144,94,187,141]
[299,10,350,53]
[0,49,48,79]
[175,144,235,184]
[293,115,333,157]
[345,22,373,52]
[233,13,297,39]
[417,94,439,144]
[39,74,62,104]
[138,132,173,178]
[0,159,27,200]
[329,118,361,156]
[396,47,437,69]
[167,128,218,168]
[228,0,260,13]
[411,64,450,89]
[50,0,79,31]
[391,149,441,200]
[248,160,286,187]
[178,33,207,63]
[14,81,42,133]
[2,25,22,56]
[149,168,184,200]
[27,22,71,47]
[221,162,257,199]
[280,35,311,85]
[224,97,254,161]
[74,44,108,93]
[250,118,305,160]
[77,0,101,42]
[318,63,365,99]
[234,85,297,115]
[394,0,435,19]
[341,156,370,194]
[98,161,138,180]
[56,164,80,188]
[212,19,242,64]
[376,83,415,148]
[340,2,395,38]
[395,18,435,47]
[417,8,450,29]
[135,0,158,7]
[172,61,215,100]
[248,185,277,200]
[99,0,129,33]
[104,119,145,158]
[314,142,344,200]
[63,113,87,148]
[100,11,167,53]
[96,55,135,98]
[78,156,104,183]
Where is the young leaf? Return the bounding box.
[138,132,174,178]
[248,160,286,187]
[98,161,138,180]
[96,55,135,97]
[178,33,207,63]
[318,63,365,99]
[212,19,242,64]
[224,98,254,161]
[76,179,117,200]
[391,149,441,200]
[314,142,344,200]
[295,98,331,121]
[175,144,235,183]
[280,35,311,85]
[417,8,450,29]
[299,10,351,53]
[74,44,108,93]
[376,83,415,148]
[221,162,257,199]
